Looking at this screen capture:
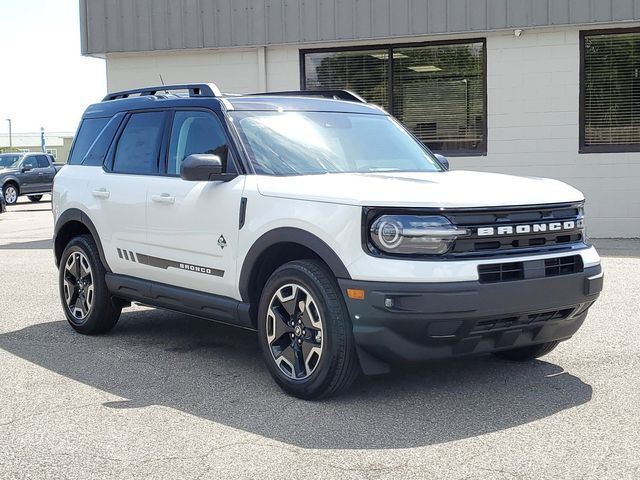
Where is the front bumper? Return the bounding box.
[338,265,603,375]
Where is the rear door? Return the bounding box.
[144,109,244,298]
[86,110,168,278]
[35,155,55,191]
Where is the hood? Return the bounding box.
[0,167,19,174]
[256,171,584,208]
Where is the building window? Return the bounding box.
[302,40,486,156]
[46,149,57,160]
[581,29,640,153]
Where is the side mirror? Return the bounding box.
[434,153,450,171]
[22,164,33,172]
[180,154,234,182]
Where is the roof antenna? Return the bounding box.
[159,74,169,94]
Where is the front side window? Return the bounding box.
[303,40,486,156]
[581,29,640,153]
[22,156,38,169]
[230,110,442,176]
[167,111,233,176]
[113,111,165,175]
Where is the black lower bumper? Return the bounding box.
[338,265,603,375]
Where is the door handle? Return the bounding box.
[38,172,44,176]
[151,193,175,205]
[92,188,110,199]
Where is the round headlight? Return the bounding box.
[370,215,468,256]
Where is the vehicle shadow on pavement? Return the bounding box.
[0,309,593,450]
[0,239,53,250]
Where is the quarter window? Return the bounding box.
[167,111,233,176]
[113,112,165,175]
[68,118,109,165]
[581,29,640,153]
[302,40,487,156]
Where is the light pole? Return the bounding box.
[5,118,12,150]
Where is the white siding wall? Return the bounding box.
[106,27,640,238]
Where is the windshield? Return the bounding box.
[229,111,442,176]
[0,154,21,169]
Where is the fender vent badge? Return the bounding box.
[218,235,227,249]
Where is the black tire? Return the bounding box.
[59,235,121,335]
[28,195,43,202]
[257,260,360,399]
[3,183,18,205]
[493,341,559,362]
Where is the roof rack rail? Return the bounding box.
[249,89,367,103]
[102,83,222,102]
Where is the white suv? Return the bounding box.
[53,83,603,399]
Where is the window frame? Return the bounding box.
[300,38,488,157]
[579,27,640,154]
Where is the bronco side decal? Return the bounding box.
[117,249,224,277]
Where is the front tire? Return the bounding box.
[493,341,559,361]
[257,260,360,399]
[28,195,43,202]
[3,183,18,205]
[59,235,121,334]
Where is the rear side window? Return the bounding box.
[36,156,49,168]
[68,118,110,165]
[113,111,165,175]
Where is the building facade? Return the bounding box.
[80,0,640,237]
[0,133,74,162]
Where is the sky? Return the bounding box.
[0,0,106,134]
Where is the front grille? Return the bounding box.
[446,203,585,257]
[478,255,584,283]
[471,308,575,335]
[478,262,524,283]
[545,255,583,277]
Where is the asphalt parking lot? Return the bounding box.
[0,196,639,480]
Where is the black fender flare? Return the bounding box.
[53,208,110,271]
[238,227,351,302]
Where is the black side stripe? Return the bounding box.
[122,250,129,261]
[136,253,224,277]
[117,248,123,259]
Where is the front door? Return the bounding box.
[145,110,244,299]
[19,156,39,193]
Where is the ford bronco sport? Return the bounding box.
[53,83,603,399]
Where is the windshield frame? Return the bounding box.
[226,110,445,176]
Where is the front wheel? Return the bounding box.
[28,195,43,202]
[3,184,18,205]
[493,341,559,361]
[59,235,121,334]
[257,260,360,399]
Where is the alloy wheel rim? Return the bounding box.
[266,283,324,380]
[63,251,94,321]
[5,187,16,204]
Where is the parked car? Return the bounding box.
[52,83,603,399]
[0,152,63,205]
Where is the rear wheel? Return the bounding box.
[493,341,559,361]
[59,235,121,334]
[28,195,43,202]
[257,260,360,399]
[3,183,18,205]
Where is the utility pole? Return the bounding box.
[5,118,12,150]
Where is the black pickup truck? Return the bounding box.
[0,152,64,205]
